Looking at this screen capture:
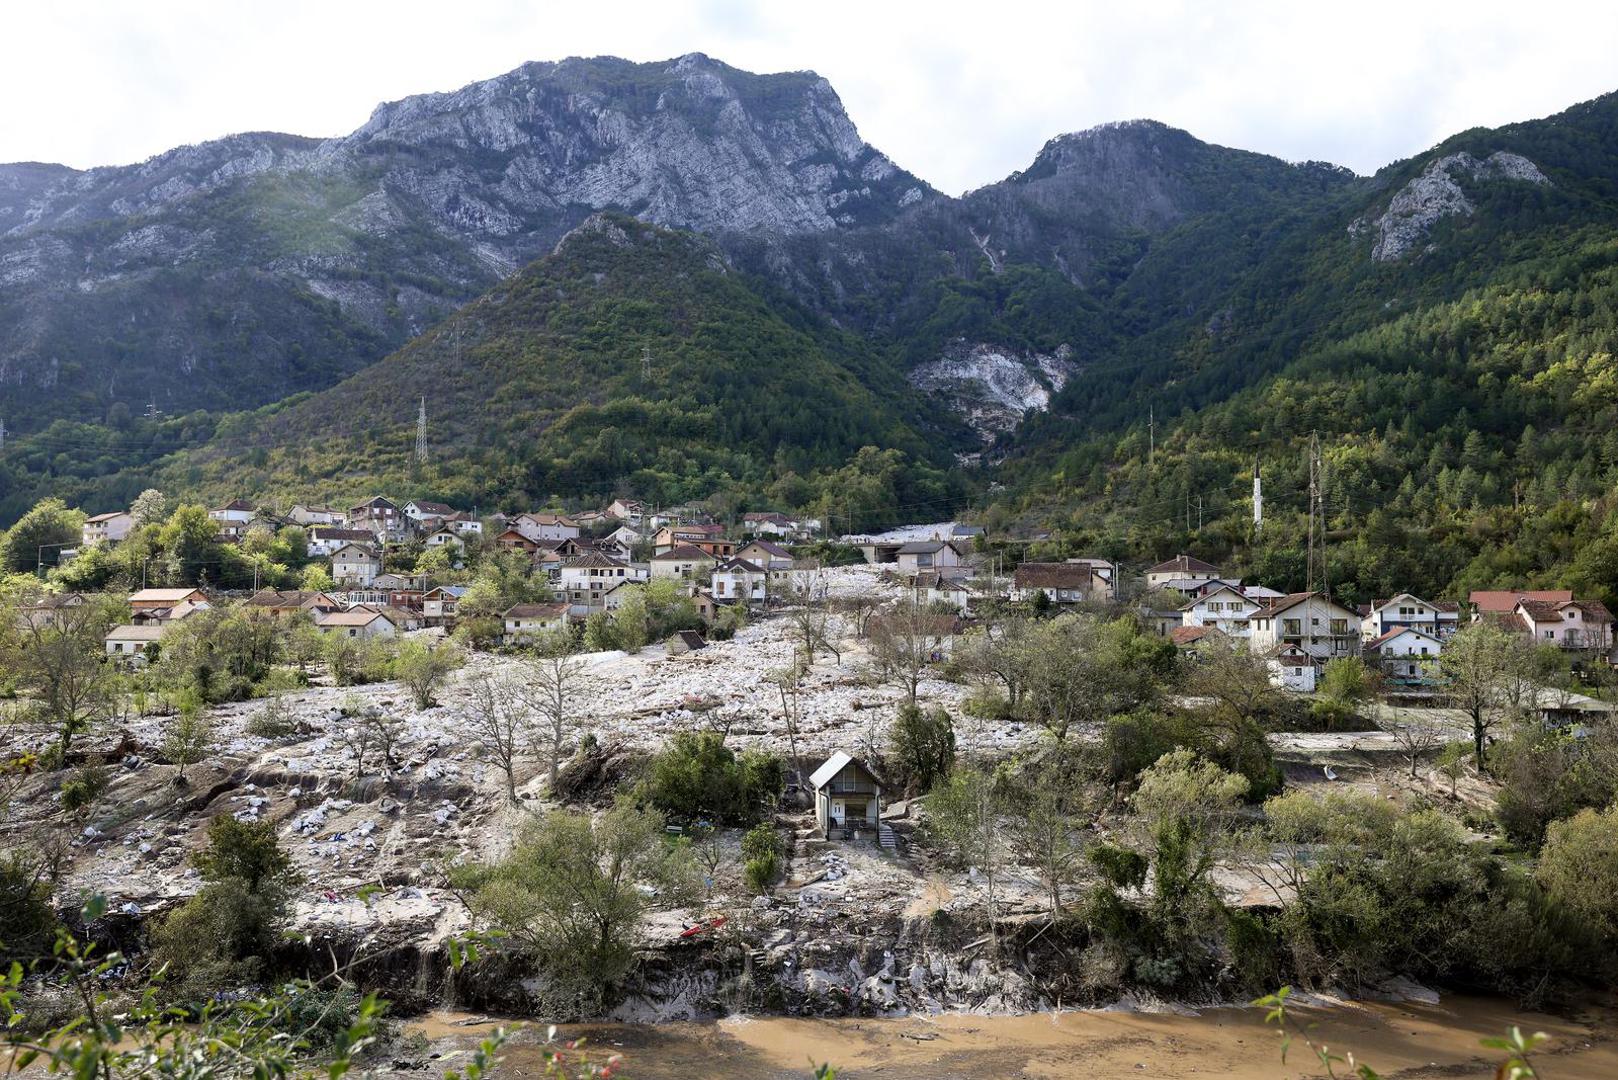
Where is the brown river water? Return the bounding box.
[405,994,1618,1079]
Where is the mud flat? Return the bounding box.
[408,994,1617,1079]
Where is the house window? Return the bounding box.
[1283,619,1301,636]
[1544,630,1554,639]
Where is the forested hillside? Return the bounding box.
[158,214,969,527]
[993,92,1618,608]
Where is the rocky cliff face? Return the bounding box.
[0,53,932,421]
[1356,151,1551,261]
[909,341,1076,444]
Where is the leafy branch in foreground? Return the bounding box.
[1255,986,1546,1080]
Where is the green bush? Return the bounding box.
[154,815,298,997]
[58,764,109,817]
[0,854,57,963]
[887,703,956,797]
[744,853,780,895]
[641,732,783,825]
[1088,843,1148,890]
[245,694,300,739]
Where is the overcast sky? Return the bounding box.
[4,1,1616,195]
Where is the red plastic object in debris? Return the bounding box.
[679,915,728,939]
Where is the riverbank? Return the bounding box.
[403,994,1617,1079]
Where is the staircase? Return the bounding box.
[879,823,900,855]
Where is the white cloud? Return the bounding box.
[2,1,1615,194]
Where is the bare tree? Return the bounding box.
[467,669,532,802]
[1440,623,1528,768]
[525,627,592,790]
[1380,703,1444,779]
[766,664,808,789]
[784,566,840,665]
[867,600,953,707]
[832,593,882,639]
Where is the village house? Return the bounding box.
[208,499,257,526]
[650,544,718,581]
[105,623,168,665]
[404,500,455,524]
[896,540,966,577]
[1169,625,1225,652]
[1468,588,1573,619]
[503,601,568,644]
[130,599,209,626]
[14,592,91,630]
[1365,626,1444,683]
[913,570,970,613]
[667,629,708,655]
[1511,596,1615,653]
[307,526,379,558]
[448,513,483,536]
[423,526,465,552]
[81,510,133,548]
[1269,645,1318,692]
[1065,558,1116,597]
[604,524,642,550]
[330,543,382,587]
[741,511,803,538]
[737,539,797,592]
[1013,561,1100,606]
[607,498,646,528]
[128,587,208,614]
[810,752,885,840]
[1248,592,1362,664]
[652,523,724,554]
[1360,594,1461,641]
[1145,554,1222,590]
[493,527,541,554]
[514,512,580,542]
[422,585,468,626]
[712,558,767,604]
[315,609,397,639]
[559,550,646,596]
[244,589,343,618]
[590,536,632,560]
[288,505,343,527]
[1180,583,1261,638]
[348,496,402,537]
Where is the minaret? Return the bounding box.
[1252,457,1263,532]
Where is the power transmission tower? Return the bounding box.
[415,398,428,464]
[1252,457,1263,533]
[1148,405,1155,463]
[641,345,653,381]
[1306,435,1318,594]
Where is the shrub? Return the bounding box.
[1088,844,1148,890]
[394,640,462,710]
[58,764,109,817]
[887,703,955,797]
[0,854,57,963]
[641,732,783,825]
[744,853,780,895]
[246,694,300,739]
[154,815,298,996]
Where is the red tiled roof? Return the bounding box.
[1469,589,1572,613]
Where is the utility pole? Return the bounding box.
[415,398,428,464]
[1148,405,1155,463]
[0,418,6,451]
[1196,494,1203,532]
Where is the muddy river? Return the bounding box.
[406,994,1617,1078]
